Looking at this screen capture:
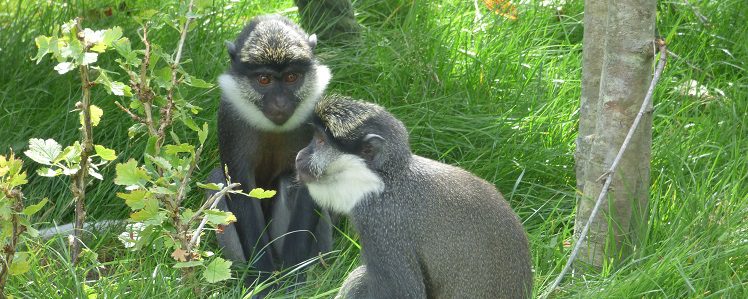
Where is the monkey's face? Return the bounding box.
[219,15,331,132]
[239,63,309,125]
[295,126,385,214]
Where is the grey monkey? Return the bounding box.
[207,14,334,287]
[295,96,533,298]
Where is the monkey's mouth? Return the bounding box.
[266,111,291,125]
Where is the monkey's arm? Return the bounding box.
[354,223,427,299]
[335,265,369,299]
[278,184,333,267]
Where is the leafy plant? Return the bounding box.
[29,17,120,264]
[0,152,46,296]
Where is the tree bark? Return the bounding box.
[574,0,655,271]
[294,0,360,45]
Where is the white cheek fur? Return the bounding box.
[218,65,331,132]
[306,154,385,215]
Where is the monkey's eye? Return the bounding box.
[283,73,299,83]
[257,74,272,86]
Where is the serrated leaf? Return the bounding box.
[174,260,204,268]
[203,257,232,283]
[196,182,223,191]
[37,167,59,177]
[164,144,195,155]
[198,122,208,145]
[22,198,48,216]
[145,154,172,170]
[203,209,237,225]
[249,188,276,199]
[114,159,151,186]
[129,198,158,221]
[102,27,123,46]
[8,253,30,275]
[33,35,51,62]
[94,144,117,161]
[24,138,62,165]
[81,52,98,65]
[154,66,173,89]
[117,189,149,210]
[54,61,76,74]
[150,186,175,195]
[80,105,104,127]
[171,248,189,262]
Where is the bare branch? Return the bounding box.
[542,39,667,298]
[113,101,143,123]
[188,183,241,248]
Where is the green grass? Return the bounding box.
[1,0,746,297]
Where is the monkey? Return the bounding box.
[208,14,334,288]
[294,96,533,298]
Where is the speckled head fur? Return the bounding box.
[314,95,385,139]
[231,14,317,66]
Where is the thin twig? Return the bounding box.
[113,101,143,122]
[157,0,196,143]
[542,39,667,298]
[188,182,241,226]
[188,183,241,247]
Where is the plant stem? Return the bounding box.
[70,21,95,263]
[0,189,24,299]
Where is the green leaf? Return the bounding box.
[117,189,149,210]
[150,186,175,195]
[130,198,159,221]
[24,138,62,165]
[145,154,172,170]
[145,136,159,156]
[33,35,51,63]
[102,27,123,46]
[94,144,117,161]
[182,115,199,132]
[197,182,223,191]
[128,123,146,139]
[21,198,48,216]
[203,209,237,225]
[114,159,151,186]
[186,77,212,88]
[203,257,232,283]
[198,122,209,145]
[164,144,195,155]
[8,252,30,275]
[79,104,104,127]
[249,188,277,199]
[154,66,173,89]
[174,260,204,269]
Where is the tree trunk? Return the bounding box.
[294,0,360,45]
[574,0,655,271]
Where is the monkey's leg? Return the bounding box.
[209,168,278,286]
[277,181,333,268]
[335,265,369,299]
[208,168,248,263]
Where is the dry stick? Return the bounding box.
[188,183,241,248]
[542,39,668,298]
[71,18,96,265]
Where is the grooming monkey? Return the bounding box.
[208,14,333,285]
[295,97,533,298]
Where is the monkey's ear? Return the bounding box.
[308,34,318,49]
[225,41,237,61]
[361,134,384,164]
